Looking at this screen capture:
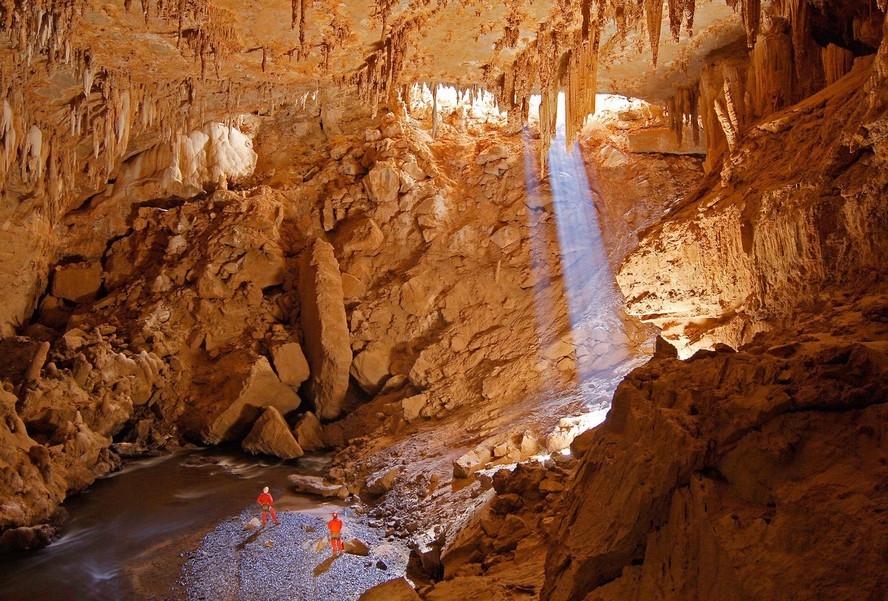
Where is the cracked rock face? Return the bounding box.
[543,295,888,601]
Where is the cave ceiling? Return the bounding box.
[5,0,744,118]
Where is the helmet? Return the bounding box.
[263,486,269,493]
[332,512,338,518]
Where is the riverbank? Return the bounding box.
[0,450,401,600]
[179,508,409,601]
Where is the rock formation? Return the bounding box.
[298,238,353,419]
[242,406,304,460]
[0,2,886,600]
[544,296,888,601]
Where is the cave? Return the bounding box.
[0,0,886,599]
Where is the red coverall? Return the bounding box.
[328,516,344,555]
[257,492,279,526]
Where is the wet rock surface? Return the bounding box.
[180,509,410,601]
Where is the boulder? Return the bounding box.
[399,276,439,317]
[358,578,420,601]
[453,447,493,479]
[287,474,349,498]
[543,331,888,601]
[52,262,102,303]
[292,412,326,452]
[0,524,55,553]
[337,217,385,256]
[490,225,521,249]
[271,342,310,388]
[199,355,302,443]
[351,346,391,394]
[229,248,285,290]
[363,164,400,205]
[401,394,428,422]
[476,145,509,164]
[344,538,371,556]
[298,239,353,419]
[341,272,366,300]
[242,406,304,460]
[0,338,49,388]
[364,467,401,496]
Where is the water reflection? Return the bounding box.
[0,449,333,600]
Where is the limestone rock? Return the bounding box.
[242,406,304,460]
[476,145,508,164]
[453,448,493,479]
[196,354,302,443]
[364,467,401,496]
[341,272,366,301]
[287,474,349,498]
[298,239,353,419]
[490,225,521,250]
[292,412,326,452]
[358,578,421,601]
[271,342,310,388]
[344,538,370,556]
[52,262,102,303]
[337,217,385,256]
[363,164,400,206]
[543,325,888,601]
[351,345,391,394]
[0,524,55,553]
[401,393,429,422]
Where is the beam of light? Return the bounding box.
[522,123,565,396]
[525,92,633,403]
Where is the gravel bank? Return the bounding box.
[179,508,410,601]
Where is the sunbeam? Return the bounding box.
[526,93,633,394]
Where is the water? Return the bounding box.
[0,449,341,600]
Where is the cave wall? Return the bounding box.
[619,53,888,355]
[541,9,888,601]
[0,89,704,544]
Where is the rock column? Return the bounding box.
[298,239,352,419]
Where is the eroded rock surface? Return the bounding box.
[543,296,888,601]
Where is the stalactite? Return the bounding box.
[822,43,854,86]
[684,0,696,36]
[747,18,794,119]
[431,84,438,139]
[667,0,683,42]
[722,79,741,137]
[741,0,762,48]
[777,0,825,98]
[564,28,599,150]
[645,0,664,66]
[665,87,700,147]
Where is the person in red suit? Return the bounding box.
[328,511,344,556]
[257,486,280,526]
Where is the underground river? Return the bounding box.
[0,449,351,600]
